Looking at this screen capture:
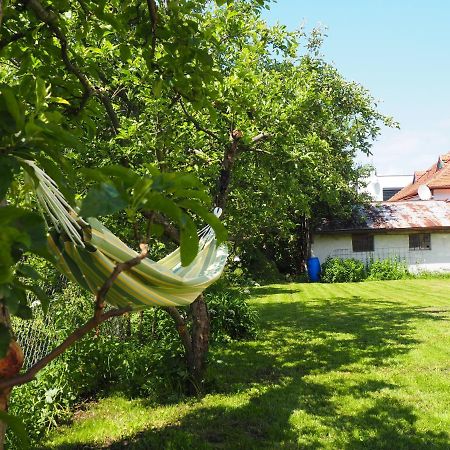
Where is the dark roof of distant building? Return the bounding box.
[315,200,450,233]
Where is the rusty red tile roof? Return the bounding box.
[389,152,450,201]
[414,171,425,182]
[428,163,450,189]
[316,200,450,233]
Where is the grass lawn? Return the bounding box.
[41,279,450,449]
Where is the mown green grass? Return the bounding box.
[41,279,450,449]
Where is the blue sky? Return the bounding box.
[263,0,450,174]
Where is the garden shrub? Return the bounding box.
[207,289,258,342]
[366,258,409,280]
[321,257,410,283]
[241,246,283,283]
[321,257,366,283]
[7,282,259,448]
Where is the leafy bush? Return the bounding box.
[366,258,409,280]
[321,257,411,283]
[207,289,258,342]
[7,282,259,448]
[321,258,366,283]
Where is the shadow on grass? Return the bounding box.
[247,284,302,298]
[47,295,450,450]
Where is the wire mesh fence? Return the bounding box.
[330,247,427,266]
[12,297,130,370]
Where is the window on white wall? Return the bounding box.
[409,233,431,250]
[352,234,374,252]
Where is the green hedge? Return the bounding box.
[321,257,409,283]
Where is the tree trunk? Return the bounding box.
[187,294,209,394]
[162,130,245,394]
[215,130,242,209]
[164,301,209,395]
[297,216,311,273]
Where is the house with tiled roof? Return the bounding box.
[388,152,450,201]
[310,153,450,274]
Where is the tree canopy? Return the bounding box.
[0,0,394,386]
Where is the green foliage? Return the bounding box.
[0,0,238,350]
[366,258,409,281]
[322,257,410,283]
[240,246,283,283]
[8,282,258,447]
[8,359,76,447]
[1,0,397,444]
[208,289,258,342]
[412,271,450,279]
[0,411,30,449]
[321,257,366,283]
[0,0,395,335]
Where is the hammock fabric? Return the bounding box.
[25,160,228,310]
[48,219,228,310]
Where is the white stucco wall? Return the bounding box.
[432,189,450,201]
[311,232,450,273]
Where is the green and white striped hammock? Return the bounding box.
[27,161,228,310]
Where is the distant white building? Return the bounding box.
[360,173,413,201]
[312,201,450,273]
[312,153,450,273]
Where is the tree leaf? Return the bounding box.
[16,303,33,320]
[153,79,163,98]
[0,156,19,199]
[82,167,140,190]
[178,199,227,243]
[1,85,24,128]
[142,193,182,222]
[50,96,70,105]
[180,213,199,266]
[35,77,48,111]
[0,410,30,449]
[79,183,128,217]
[16,264,42,281]
[26,284,50,315]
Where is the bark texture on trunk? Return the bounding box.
[163,129,253,393]
[215,130,242,209]
[166,295,210,394]
[187,294,209,393]
[297,216,311,272]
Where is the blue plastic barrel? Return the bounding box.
[307,257,321,282]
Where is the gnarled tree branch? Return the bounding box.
[0,306,131,391]
[25,0,120,133]
[164,306,192,354]
[251,132,271,144]
[0,26,36,50]
[146,0,158,60]
[0,242,149,391]
[179,98,223,143]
